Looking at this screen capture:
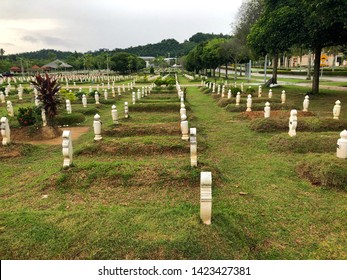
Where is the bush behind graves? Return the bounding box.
[217,99,233,107]
[55,112,86,126]
[296,154,347,191]
[75,108,100,115]
[60,89,77,102]
[268,133,337,153]
[230,87,242,96]
[17,106,42,127]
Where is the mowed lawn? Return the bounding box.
[0,77,346,259]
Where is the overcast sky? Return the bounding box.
[0,0,244,55]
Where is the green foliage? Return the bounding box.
[150,66,154,74]
[245,87,256,96]
[17,107,41,127]
[54,113,85,126]
[60,89,77,102]
[110,52,146,74]
[154,77,175,87]
[296,154,347,191]
[75,108,100,115]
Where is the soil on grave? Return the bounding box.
[11,126,90,145]
[237,110,315,120]
[105,122,180,137]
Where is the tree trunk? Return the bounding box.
[312,46,322,95]
[272,53,278,84]
[234,63,237,80]
[225,63,228,79]
[218,66,221,78]
[239,65,242,76]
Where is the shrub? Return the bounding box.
[55,112,86,126]
[230,87,242,96]
[61,90,77,102]
[75,108,100,115]
[296,154,347,191]
[17,107,42,127]
[245,87,256,96]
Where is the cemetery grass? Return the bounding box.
[1,81,347,260]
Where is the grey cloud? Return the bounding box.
[22,35,39,43]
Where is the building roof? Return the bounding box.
[42,59,73,69]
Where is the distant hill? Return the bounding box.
[8,32,231,59]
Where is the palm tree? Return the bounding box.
[0,48,5,59]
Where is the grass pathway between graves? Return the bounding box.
[186,86,347,259]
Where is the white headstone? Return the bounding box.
[93,114,102,141]
[264,102,270,118]
[180,114,189,141]
[1,117,11,145]
[258,85,262,97]
[288,109,298,137]
[82,94,87,108]
[111,105,119,124]
[281,90,286,104]
[104,89,108,100]
[190,128,197,167]
[333,100,341,120]
[132,92,136,104]
[7,101,14,117]
[0,91,5,103]
[41,108,47,126]
[236,92,241,106]
[337,130,347,159]
[124,102,129,118]
[246,95,252,112]
[200,171,212,225]
[66,100,72,114]
[268,89,273,99]
[180,103,186,118]
[95,92,100,104]
[62,130,73,167]
[303,95,309,112]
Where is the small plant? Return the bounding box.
[17,107,41,127]
[31,73,61,126]
[245,87,256,96]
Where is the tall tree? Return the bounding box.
[300,0,347,94]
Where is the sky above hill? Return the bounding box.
[0,0,243,55]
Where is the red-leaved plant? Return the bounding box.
[32,73,61,126]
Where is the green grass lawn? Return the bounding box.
[0,77,346,260]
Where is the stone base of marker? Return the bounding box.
[200,172,212,225]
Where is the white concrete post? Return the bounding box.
[236,92,241,106]
[82,94,87,108]
[66,100,72,114]
[212,83,215,93]
[122,84,125,92]
[221,85,225,98]
[258,85,262,97]
[124,102,129,118]
[137,89,141,100]
[41,108,47,126]
[303,95,309,112]
[333,100,341,120]
[288,109,298,137]
[62,130,73,167]
[111,105,119,124]
[337,130,347,159]
[7,101,14,117]
[180,114,189,141]
[241,82,244,92]
[95,92,100,104]
[200,171,212,225]
[217,84,221,95]
[89,86,92,93]
[112,86,115,97]
[93,114,102,141]
[118,86,121,96]
[1,117,10,145]
[246,94,252,112]
[281,90,286,104]
[190,128,197,167]
[104,89,108,100]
